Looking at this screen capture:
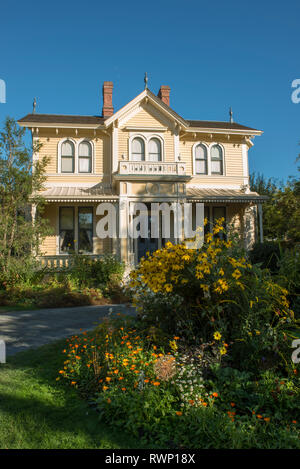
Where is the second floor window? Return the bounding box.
[132,137,145,161]
[211,144,223,175]
[195,144,207,175]
[61,140,75,173]
[78,141,92,173]
[148,138,162,162]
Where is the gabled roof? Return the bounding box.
[18,114,105,128]
[18,88,262,135]
[186,120,259,132]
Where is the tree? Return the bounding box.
[0,117,51,278]
[250,168,300,243]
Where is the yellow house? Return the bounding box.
[18,81,266,268]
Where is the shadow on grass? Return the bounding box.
[0,339,149,449]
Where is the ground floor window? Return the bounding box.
[78,207,93,253]
[59,207,75,252]
[59,206,93,254]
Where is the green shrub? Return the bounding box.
[249,241,281,272]
[68,254,125,289]
[0,256,41,289]
[129,222,298,373]
[59,317,300,448]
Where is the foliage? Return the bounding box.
[68,254,125,290]
[250,168,300,243]
[0,117,52,281]
[59,317,300,448]
[249,241,281,272]
[129,219,297,372]
[0,340,146,449]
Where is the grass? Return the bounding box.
[0,340,148,449]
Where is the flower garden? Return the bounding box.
[58,219,300,448]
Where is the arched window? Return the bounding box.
[210,144,223,175]
[195,144,208,174]
[131,137,145,161]
[148,138,162,161]
[61,140,75,173]
[78,141,92,173]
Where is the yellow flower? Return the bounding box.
[220,346,227,355]
[213,331,222,341]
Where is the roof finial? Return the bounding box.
[33,97,37,114]
[144,72,148,90]
[229,106,233,124]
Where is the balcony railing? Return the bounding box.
[118,161,186,176]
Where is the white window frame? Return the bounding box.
[129,133,165,162]
[192,142,225,176]
[58,138,95,174]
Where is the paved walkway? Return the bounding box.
[0,304,135,356]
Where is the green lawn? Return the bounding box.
[0,340,147,449]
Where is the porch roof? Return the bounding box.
[186,188,268,203]
[40,186,118,203]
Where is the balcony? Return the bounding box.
[115,161,190,182]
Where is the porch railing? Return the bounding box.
[38,254,103,270]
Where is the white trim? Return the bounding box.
[105,89,187,129]
[174,131,180,162]
[128,133,165,162]
[77,138,95,174]
[57,138,95,174]
[242,143,249,186]
[125,126,167,132]
[192,142,225,176]
[192,142,209,176]
[112,125,119,172]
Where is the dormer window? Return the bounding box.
[148,138,162,162]
[78,141,92,173]
[61,140,75,173]
[211,144,223,175]
[131,137,145,161]
[195,144,207,175]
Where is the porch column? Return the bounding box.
[119,197,129,265]
[258,203,264,243]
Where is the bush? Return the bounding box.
[249,241,281,273]
[59,317,300,448]
[129,220,297,372]
[0,256,42,290]
[68,254,125,289]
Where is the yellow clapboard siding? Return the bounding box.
[37,130,109,176]
[179,139,244,178]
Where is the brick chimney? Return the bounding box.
[157,85,171,107]
[102,81,114,117]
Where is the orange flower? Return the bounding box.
[264,417,270,422]
[293,369,298,375]
[202,402,208,407]
[71,381,76,385]
[292,420,297,424]
[174,336,180,340]
[257,414,262,419]
[189,399,195,405]
[144,379,149,383]
[119,377,124,380]
[176,411,183,416]
[107,398,111,404]
[106,377,111,382]
[153,381,160,386]
[212,392,218,398]
[121,387,126,391]
[103,386,108,391]
[230,402,235,407]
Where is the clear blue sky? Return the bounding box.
[1,0,299,181]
